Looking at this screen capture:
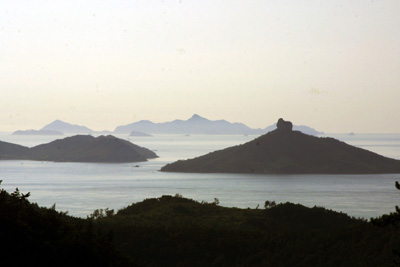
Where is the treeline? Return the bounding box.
[94,195,400,266]
[1,180,400,266]
[0,180,133,266]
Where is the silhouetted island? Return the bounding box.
[161,118,400,174]
[129,131,153,137]
[12,129,63,136]
[41,119,93,134]
[114,114,323,135]
[0,135,157,163]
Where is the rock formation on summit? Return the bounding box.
[161,119,400,174]
[276,118,293,132]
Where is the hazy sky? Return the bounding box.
[1,0,400,133]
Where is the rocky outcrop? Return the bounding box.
[161,119,400,174]
[276,118,293,132]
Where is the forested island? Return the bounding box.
[0,135,157,163]
[1,181,399,266]
[162,119,400,174]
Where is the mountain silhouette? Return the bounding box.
[0,135,157,163]
[129,131,153,137]
[17,116,322,136]
[114,114,323,135]
[0,141,30,159]
[41,120,93,134]
[161,119,400,174]
[12,130,63,136]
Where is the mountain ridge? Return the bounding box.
[41,120,93,134]
[114,114,323,135]
[0,135,157,163]
[13,115,323,135]
[161,119,400,174]
[12,129,63,136]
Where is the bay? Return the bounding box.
[0,132,399,219]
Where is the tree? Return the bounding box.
[88,208,115,220]
[371,181,400,227]
[396,181,400,213]
[264,200,276,209]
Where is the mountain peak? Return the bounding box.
[113,115,322,135]
[190,114,202,119]
[2,134,158,163]
[161,127,400,174]
[41,120,93,134]
[189,114,207,121]
[49,119,66,125]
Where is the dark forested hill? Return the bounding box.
[2,179,399,266]
[93,195,400,266]
[161,119,400,174]
[0,182,132,266]
[0,135,157,163]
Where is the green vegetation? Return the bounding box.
[0,180,132,266]
[371,181,400,228]
[1,180,400,266]
[94,195,399,266]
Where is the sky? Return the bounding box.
[1,0,400,133]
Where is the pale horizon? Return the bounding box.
[3,114,398,134]
[1,1,400,133]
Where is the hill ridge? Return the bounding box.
[114,114,323,135]
[0,135,157,163]
[161,119,400,174]
[41,119,93,134]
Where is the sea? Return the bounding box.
[0,132,399,219]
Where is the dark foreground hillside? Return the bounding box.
[0,181,132,266]
[95,195,400,267]
[1,181,399,266]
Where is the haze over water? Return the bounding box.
[1,132,399,219]
[1,1,400,220]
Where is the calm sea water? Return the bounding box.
[0,132,399,219]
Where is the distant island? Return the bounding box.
[129,131,153,137]
[13,115,323,136]
[12,130,63,136]
[40,120,94,134]
[161,118,400,174]
[0,135,158,163]
[14,120,111,135]
[114,114,323,135]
